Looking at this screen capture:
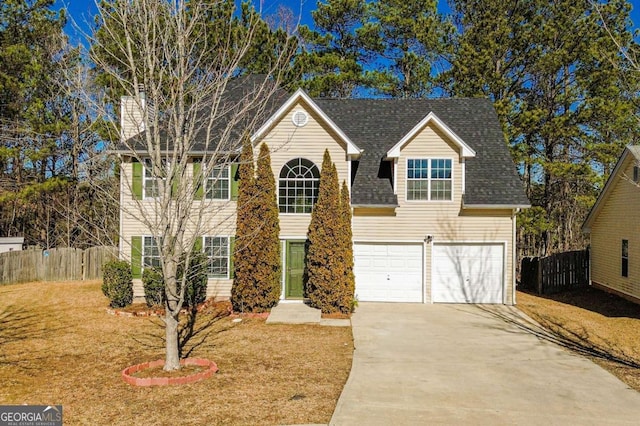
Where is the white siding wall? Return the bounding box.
[352,123,515,304]
[591,159,640,300]
[258,100,350,237]
[119,102,517,303]
[121,96,144,141]
[120,160,236,298]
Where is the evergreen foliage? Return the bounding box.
[306,150,352,314]
[142,267,164,307]
[102,260,133,308]
[370,0,453,98]
[252,143,282,310]
[142,252,208,308]
[231,135,258,312]
[295,0,382,97]
[337,180,356,312]
[447,0,640,255]
[231,140,282,312]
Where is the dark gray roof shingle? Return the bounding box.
[315,98,529,207]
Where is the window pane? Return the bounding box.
[204,236,228,278]
[431,180,452,201]
[278,158,319,213]
[143,237,161,269]
[206,166,229,200]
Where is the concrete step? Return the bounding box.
[266,302,321,324]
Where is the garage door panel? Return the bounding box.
[433,244,504,304]
[354,243,423,303]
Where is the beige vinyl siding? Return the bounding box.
[590,159,640,300]
[119,160,236,299]
[121,96,145,140]
[257,100,349,237]
[352,123,515,304]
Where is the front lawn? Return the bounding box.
[517,287,640,391]
[0,280,353,425]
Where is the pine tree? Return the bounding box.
[447,0,640,256]
[336,179,356,313]
[231,135,258,312]
[371,0,452,98]
[295,0,382,97]
[306,150,345,313]
[252,143,281,310]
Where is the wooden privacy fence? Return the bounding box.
[520,249,589,295]
[0,246,118,285]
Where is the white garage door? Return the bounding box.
[354,243,423,302]
[432,243,504,303]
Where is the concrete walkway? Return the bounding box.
[331,303,640,425]
[266,302,350,327]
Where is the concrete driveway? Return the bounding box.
[330,303,640,425]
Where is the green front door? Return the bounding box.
[286,241,306,299]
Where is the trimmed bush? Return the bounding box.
[142,252,208,308]
[306,150,346,313]
[181,251,208,307]
[231,135,259,312]
[102,260,133,308]
[142,267,164,308]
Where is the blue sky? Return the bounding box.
[60,0,639,45]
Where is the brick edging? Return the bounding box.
[122,358,218,386]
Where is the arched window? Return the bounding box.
[279,158,320,213]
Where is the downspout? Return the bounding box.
[118,153,124,260]
[512,208,520,305]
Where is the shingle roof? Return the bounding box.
[119,75,289,153]
[315,98,529,207]
[120,78,528,207]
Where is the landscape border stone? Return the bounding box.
[121,358,218,386]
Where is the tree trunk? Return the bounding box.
[164,310,180,371]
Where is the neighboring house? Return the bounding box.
[0,237,24,253]
[116,83,530,305]
[583,145,640,304]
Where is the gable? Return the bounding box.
[251,89,362,156]
[583,146,640,232]
[386,112,476,159]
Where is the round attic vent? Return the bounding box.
[292,110,308,127]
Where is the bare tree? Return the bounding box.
[88,0,295,370]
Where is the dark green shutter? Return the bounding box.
[132,161,143,200]
[193,236,203,252]
[171,174,178,198]
[193,162,203,200]
[131,236,142,278]
[231,163,239,200]
[229,237,235,278]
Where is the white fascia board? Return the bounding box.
[386,112,476,159]
[250,88,363,156]
[463,203,531,209]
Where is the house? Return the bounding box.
[0,237,24,253]
[583,145,640,303]
[115,81,529,305]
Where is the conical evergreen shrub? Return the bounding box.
[306,150,343,313]
[231,135,259,312]
[252,143,281,310]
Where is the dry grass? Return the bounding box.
[517,287,640,391]
[0,280,353,425]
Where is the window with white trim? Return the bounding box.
[407,158,452,201]
[143,160,166,198]
[206,165,230,200]
[278,158,320,213]
[143,236,161,268]
[204,236,229,278]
